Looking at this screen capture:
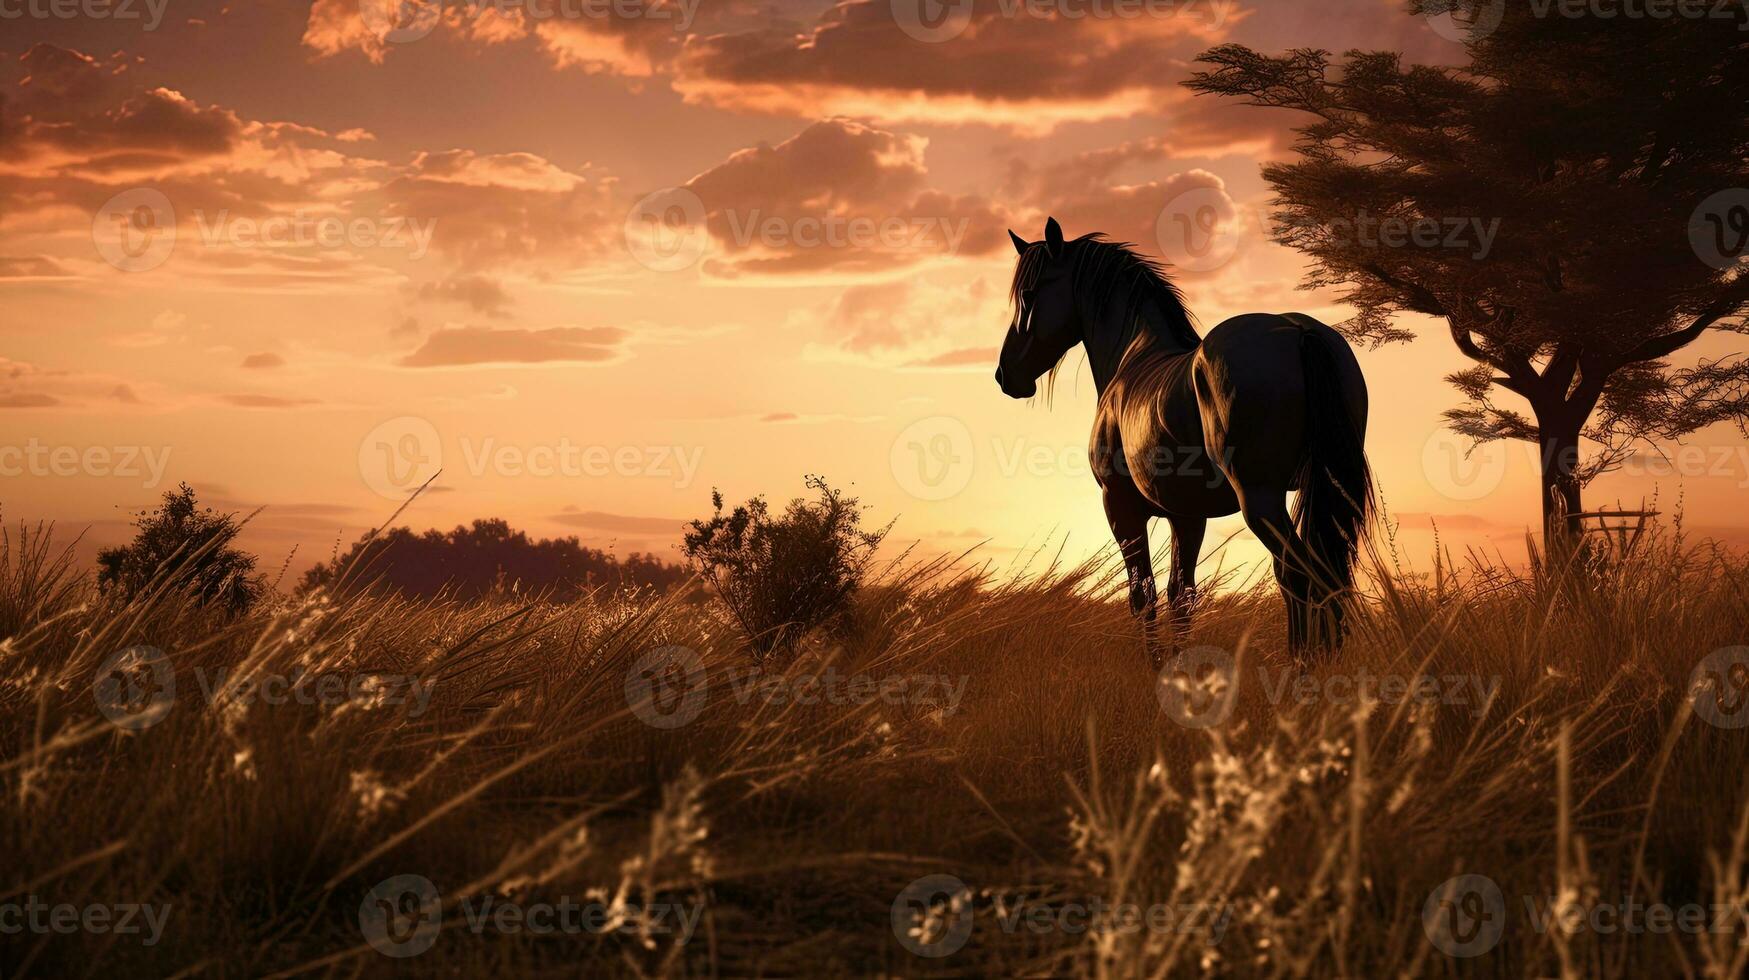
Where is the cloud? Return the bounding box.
[300,0,402,64]
[645,122,1256,286]
[416,274,514,315]
[293,0,1419,149]
[831,281,924,351]
[397,325,629,367]
[533,16,670,76]
[375,150,618,267]
[208,495,364,518]
[800,275,1006,363]
[7,45,243,162]
[3,46,619,282]
[220,393,320,408]
[1003,165,1251,281]
[0,255,74,282]
[1152,97,1296,161]
[304,0,600,64]
[670,118,1007,277]
[549,510,684,534]
[303,0,763,82]
[955,112,1294,290]
[756,411,883,424]
[240,352,285,369]
[0,392,60,408]
[670,0,1238,130]
[907,346,998,368]
[0,356,164,409]
[1010,107,1290,191]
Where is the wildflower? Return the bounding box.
[349,769,405,820]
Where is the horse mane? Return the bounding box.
[1008,234,1202,397]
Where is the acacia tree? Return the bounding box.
[1186,3,1749,536]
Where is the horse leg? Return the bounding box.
[1236,490,1316,662]
[1104,487,1159,667]
[1164,514,1205,645]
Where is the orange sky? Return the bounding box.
[5,0,1748,583]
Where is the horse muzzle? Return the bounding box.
[995,365,1036,399]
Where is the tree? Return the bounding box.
[98,483,262,614]
[301,518,686,600]
[1186,4,1749,537]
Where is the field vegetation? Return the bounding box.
[3,494,1747,977]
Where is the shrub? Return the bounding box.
[682,476,887,656]
[96,483,262,615]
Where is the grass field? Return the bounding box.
[3,512,1748,978]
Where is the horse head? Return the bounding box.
[996,216,1083,399]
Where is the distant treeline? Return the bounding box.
[301,518,687,600]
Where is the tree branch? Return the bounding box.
[1359,262,1447,317]
[1621,287,1749,364]
[1446,318,1541,398]
[1544,345,1580,398]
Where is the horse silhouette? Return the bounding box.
[996,218,1372,664]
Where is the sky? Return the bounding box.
[4,0,1748,584]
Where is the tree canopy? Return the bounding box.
[302,518,686,601]
[97,483,263,615]
[1187,3,1749,530]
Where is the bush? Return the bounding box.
[96,483,262,615]
[682,476,887,656]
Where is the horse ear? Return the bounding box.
[1008,229,1029,255]
[1044,216,1064,256]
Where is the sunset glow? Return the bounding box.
[6,0,1748,579]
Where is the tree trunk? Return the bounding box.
[1537,420,1583,544]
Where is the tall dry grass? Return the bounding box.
[2,512,1747,977]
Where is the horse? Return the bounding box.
[994,218,1372,665]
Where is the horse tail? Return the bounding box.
[1292,327,1373,594]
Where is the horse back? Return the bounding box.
[1201,313,1365,430]
[1195,313,1368,490]
[1092,347,1237,518]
